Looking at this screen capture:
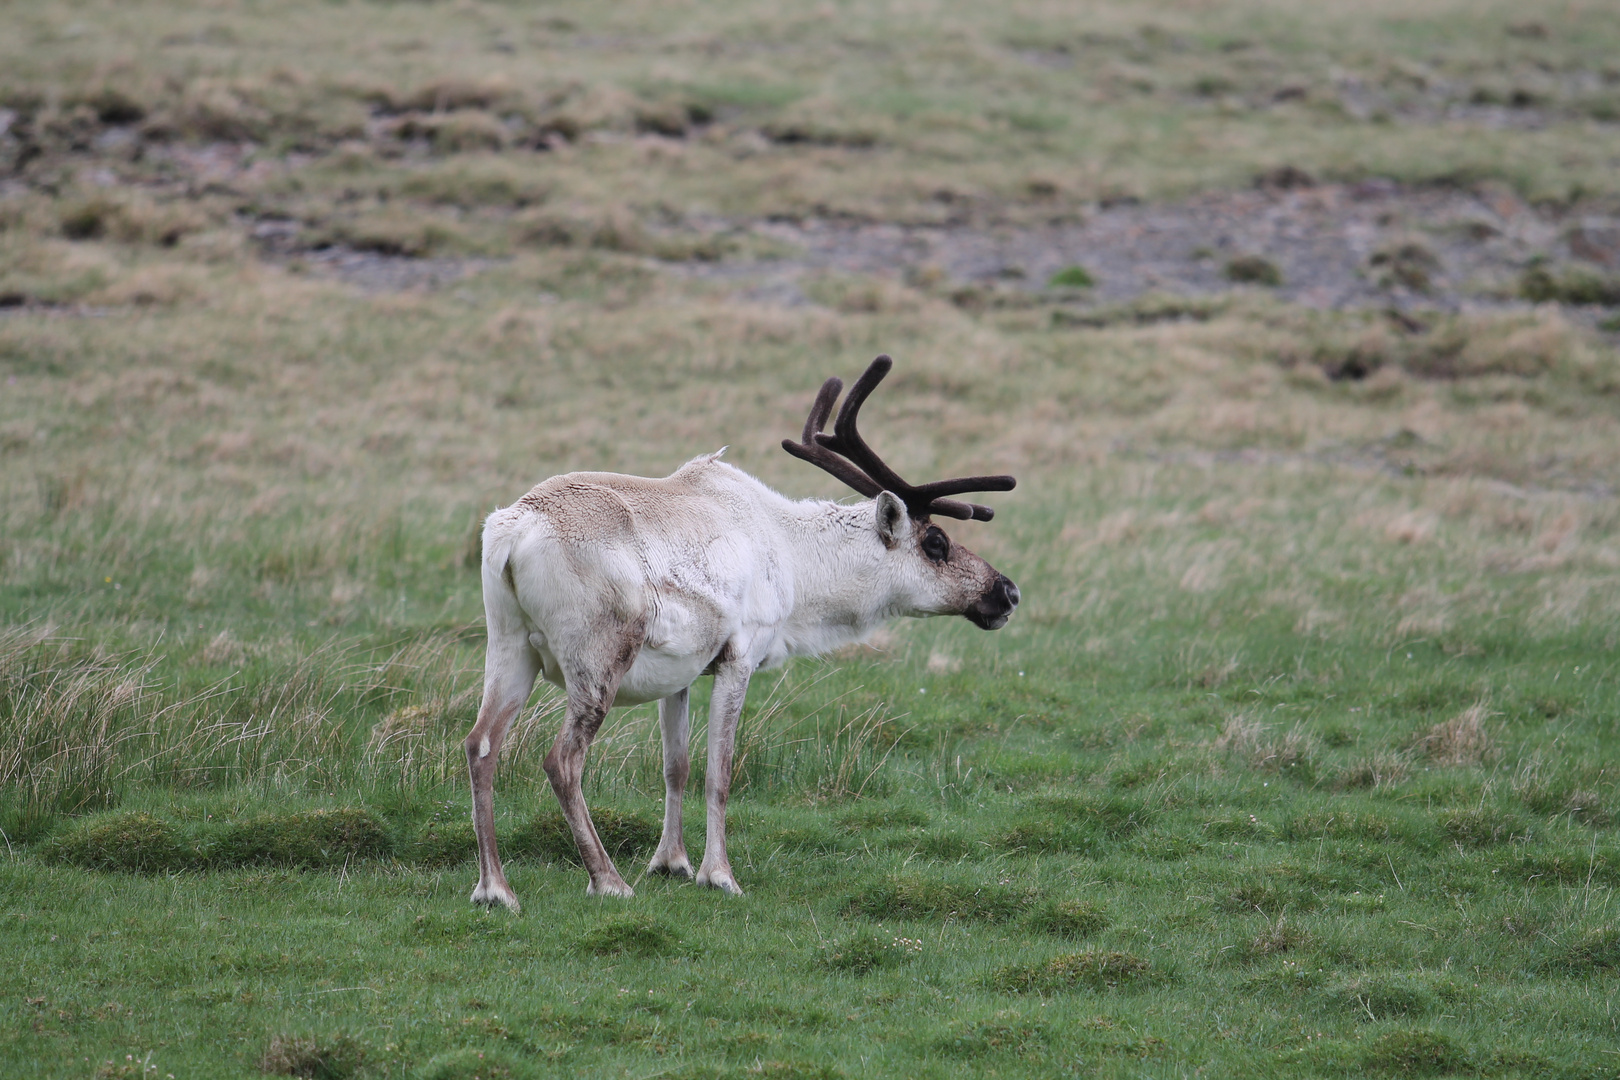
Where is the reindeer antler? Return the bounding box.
[781,355,1016,521]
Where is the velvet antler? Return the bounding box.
[781,355,1016,521]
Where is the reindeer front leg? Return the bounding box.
[696,659,752,895]
[648,687,694,879]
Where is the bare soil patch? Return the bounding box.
[678,181,1619,319]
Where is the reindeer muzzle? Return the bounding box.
[966,574,1019,630]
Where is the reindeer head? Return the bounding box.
[783,356,1021,630]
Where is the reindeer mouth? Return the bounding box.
[966,575,1019,631]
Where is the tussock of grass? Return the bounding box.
[1203,814,1278,842]
[998,794,1151,854]
[94,1054,168,1080]
[1025,900,1109,939]
[847,875,1040,923]
[1219,881,1317,916]
[1439,808,1525,847]
[1323,975,1436,1021]
[1412,705,1496,767]
[1521,265,1620,306]
[1499,848,1620,887]
[1370,241,1441,294]
[910,831,978,859]
[1334,753,1412,791]
[1242,962,1322,996]
[1362,1029,1466,1076]
[1215,717,1318,777]
[1281,309,1598,384]
[750,821,846,854]
[995,818,1103,855]
[657,1062,841,1080]
[817,930,922,974]
[414,1048,524,1080]
[1515,778,1614,825]
[986,951,1155,993]
[577,914,683,959]
[401,819,475,868]
[258,1033,366,1080]
[45,811,191,873]
[1128,829,1205,860]
[1248,916,1308,957]
[837,804,928,831]
[934,1011,1047,1057]
[1046,266,1094,289]
[507,808,658,867]
[212,808,389,869]
[1050,294,1223,329]
[1282,810,1402,843]
[1544,927,1620,974]
[1224,255,1282,287]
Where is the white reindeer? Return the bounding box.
[464,356,1019,909]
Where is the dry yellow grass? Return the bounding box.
[1414,704,1498,767]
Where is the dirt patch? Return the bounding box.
[678,182,1619,319]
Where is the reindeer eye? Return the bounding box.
[921,526,950,563]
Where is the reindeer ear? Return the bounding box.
[874,490,907,549]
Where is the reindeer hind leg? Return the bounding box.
[466,628,540,912]
[544,620,645,898]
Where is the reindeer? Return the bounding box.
[464,356,1019,909]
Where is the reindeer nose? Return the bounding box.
[1001,577,1020,608]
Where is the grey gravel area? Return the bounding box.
[673,182,1619,315]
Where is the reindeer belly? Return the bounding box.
[612,595,727,706]
[613,645,710,706]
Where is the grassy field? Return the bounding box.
[4,1,1620,1077]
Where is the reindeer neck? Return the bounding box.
[773,498,905,651]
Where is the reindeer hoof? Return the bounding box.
[586,876,635,898]
[695,869,744,896]
[470,881,521,912]
[648,855,694,880]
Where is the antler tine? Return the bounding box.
[929,497,995,522]
[911,474,1018,500]
[786,354,1017,521]
[781,376,883,498]
[802,376,843,444]
[813,355,915,497]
